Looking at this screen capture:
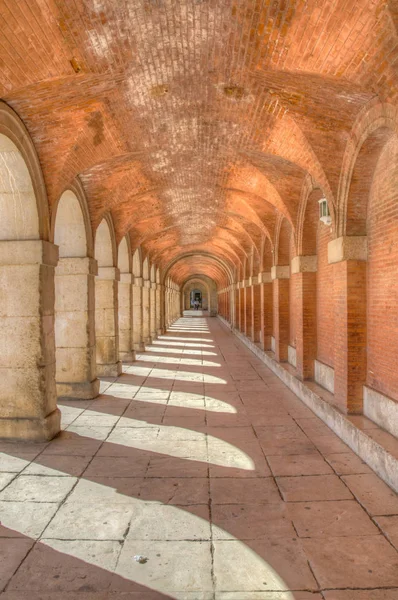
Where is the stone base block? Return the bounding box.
[57,379,100,400]
[96,361,122,377]
[364,386,398,439]
[120,350,136,363]
[0,408,61,442]
[133,342,145,352]
[143,337,152,346]
[157,329,163,336]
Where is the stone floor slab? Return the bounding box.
[287,500,380,537]
[303,535,398,588]
[276,475,353,502]
[1,316,398,598]
[113,540,213,592]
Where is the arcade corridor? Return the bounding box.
[1,316,398,599]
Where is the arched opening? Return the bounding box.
[0,129,59,440]
[132,248,144,351]
[94,217,122,376]
[149,263,157,340]
[336,124,396,414]
[53,189,99,399]
[118,236,134,362]
[142,256,151,344]
[365,130,398,434]
[272,218,292,362]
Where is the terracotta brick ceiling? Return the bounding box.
[2,0,397,285]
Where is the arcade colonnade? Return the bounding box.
[0,102,181,441]
[217,101,398,449]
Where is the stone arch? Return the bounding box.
[337,101,398,237]
[117,236,134,362]
[132,247,142,277]
[142,256,150,280]
[181,277,211,310]
[53,187,99,400]
[183,279,210,311]
[95,215,117,268]
[118,235,131,274]
[0,103,59,439]
[94,215,121,377]
[51,179,93,258]
[0,101,50,241]
[141,256,151,344]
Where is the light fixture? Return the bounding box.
[318,197,331,226]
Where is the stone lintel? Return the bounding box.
[97,266,120,281]
[291,255,317,274]
[0,239,59,267]
[57,256,98,276]
[271,266,290,280]
[328,236,367,264]
[258,271,272,284]
[120,273,133,284]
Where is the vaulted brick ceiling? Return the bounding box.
[2,0,397,285]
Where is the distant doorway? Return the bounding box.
[191,289,202,309]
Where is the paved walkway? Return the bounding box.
[1,316,398,599]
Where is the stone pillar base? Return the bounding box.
[97,361,122,377]
[0,408,61,442]
[133,342,145,352]
[57,379,100,400]
[120,350,136,363]
[157,328,163,336]
[143,337,152,345]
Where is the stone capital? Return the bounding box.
[151,282,157,290]
[56,256,98,276]
[271,266,290,280]
[97,266,120,281]
[134,276,143,287]
[328,236,367,264]
[0,240,59,267]
[120,272,133,284]
[244,279,250,288]
[249,276,258,286]
[291,255,317,274]
[258,271,272,284]
[144,279,151,288]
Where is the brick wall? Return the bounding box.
[367,136,398,402]
[317,223,335,368]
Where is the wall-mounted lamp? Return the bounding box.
[318,197,331,226]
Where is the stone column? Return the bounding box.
[118,272,135,362]
[132,277,144,351]
[329,236,367,414]
[234,286,239,328]
[244,280,252,337]
[258,271,273,350]
[95,266,122,377]
[292,256,317,381]
[239,284,245,331]
[0,240,60,440]
[251,277,261,342]
[272,265,290,362]
[150,282,157,340]
[142,279,151,344]
[55,256,99,399]
[156,284,162,335]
